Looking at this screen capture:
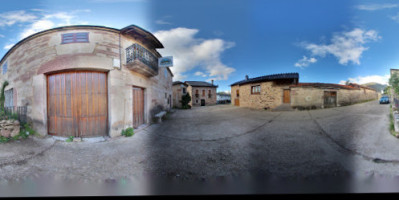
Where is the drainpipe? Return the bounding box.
[118,32,122,70]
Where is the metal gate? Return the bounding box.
[323,91,337,108]
[47,71,108,137]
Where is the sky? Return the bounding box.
[0,0,398,93]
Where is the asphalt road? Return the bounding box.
[0,100,397,195]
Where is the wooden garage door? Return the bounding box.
[47,71,108,137]
[133,87,145,128]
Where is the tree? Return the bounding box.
[384,86,391,95]
[181,93,191,109]
[389,73,399,96]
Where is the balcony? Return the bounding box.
[126,43,158,77]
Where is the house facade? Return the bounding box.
[231,73,378,110]
[185,81,217,106]
[0,25,173,138]
[172,81,188,108]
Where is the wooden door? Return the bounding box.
[133,87,145,128]
[47,71,108,137]
[234,99,240,106]
[324,91,337,108]
[283,89,290,103]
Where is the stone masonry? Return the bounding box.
[0,119,20,138]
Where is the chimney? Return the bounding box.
[245,75,249,80]
[211,80,214,85]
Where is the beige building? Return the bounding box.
[231,73,378,110]
[172,81,188,108]
[0,25,173,138]
[184,81,217,106]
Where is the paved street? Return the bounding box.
[0,100,398,195]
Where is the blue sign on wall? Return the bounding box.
[158,56,173,67]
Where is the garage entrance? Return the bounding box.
[47,71,108,137]
[133,87,145,128]
[324,91,337,108]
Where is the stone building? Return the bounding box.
[184,81,218,106]
[172,81,188,108]
[231,73,378,110]
[0,25,173,138]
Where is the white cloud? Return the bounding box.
[4,44,15,50]
[155,19,172,25]
[339,74,390,85]
[294,56,317,68]
[19,10,91,39]
[194,71,207,77]
[20,19,55,39]
[298,28,380,65]
[154,27,236,81]
[0,10,37,27]
[356,4,398,11]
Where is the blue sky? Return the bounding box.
[0,0,398,93]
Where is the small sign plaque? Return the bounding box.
[158,56,173,67]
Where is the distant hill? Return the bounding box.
[361,82,387,92]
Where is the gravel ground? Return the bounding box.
[0,101,398,195]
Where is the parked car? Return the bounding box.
[379,96,390,104]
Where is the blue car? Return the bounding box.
[379,96,390,104]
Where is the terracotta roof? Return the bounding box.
[185,81,218,87]
[230,73,299,86]
[290,82,376,91]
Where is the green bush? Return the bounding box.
[121,127,134,137]
[66,136,74,142]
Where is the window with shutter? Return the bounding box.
[61,32,89,44]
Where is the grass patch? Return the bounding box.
[65,136,74,142]
[121,127,134,137]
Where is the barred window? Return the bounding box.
[61,32,89,44]
[4,88,13,107]
[251,85,261,94]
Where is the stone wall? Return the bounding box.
[0,26,173,138]
[232,82,378,110]
[187,86,217,106]
[290,87,378,108]
[0,119,20,138]
[230,82,290,109]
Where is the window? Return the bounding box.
[196,100,198,103]
[4,88,13,107]
[236,89,239,97]
[208,90,212,98]
[182,88,186,94]
[251,85,261,94]
[165,93,167,98]
[195,90,199,98]
[2,61,7,74]
[61,32,89,44]
[202,90,205,97]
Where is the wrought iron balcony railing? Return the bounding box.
[126,43,158,76]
